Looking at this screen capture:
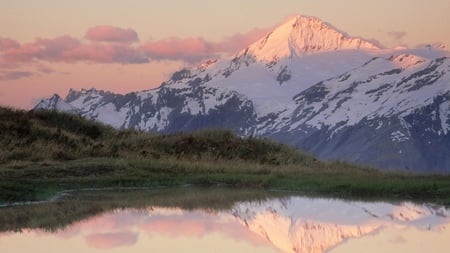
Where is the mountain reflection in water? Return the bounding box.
[0,192,449,253]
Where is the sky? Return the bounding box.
[1,0,450,109]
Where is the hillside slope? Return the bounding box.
[1,107,450,205]
[0,106,308,165]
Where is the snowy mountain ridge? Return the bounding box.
[290,55,449,131]
[34,15,450,173]
[241,15,380,63]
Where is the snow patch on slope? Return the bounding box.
[93,103,128,128]
[440,100,450,134]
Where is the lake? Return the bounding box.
[0,187,449,253]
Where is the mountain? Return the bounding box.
[231,196,449,253]
[35,15,450,173]
[242,15,379,62]
[271,53,450,172]
[34,93,80,114]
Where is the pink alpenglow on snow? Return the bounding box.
[242,15,380,63]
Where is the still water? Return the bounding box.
[0,188,449,253]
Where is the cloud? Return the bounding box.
[62,43,148,64]
[387,31,407,41]
[1,36,80,63]
[1,36,147,65]
[216,27,272,53]
[0,25,272,67]
[85,26,139,44]
[85,231,138,249]
[141,37,217,63]
[0,37,20,50]
[0,70,33,80]
[141,27,271,63]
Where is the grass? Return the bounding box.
[1,106,450,206]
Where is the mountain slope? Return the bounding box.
[271,54,450,172]
[35,15,450,173]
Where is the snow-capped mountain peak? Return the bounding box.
[387,54,426,68]
[34,94,79,113]
[241,15,380,63]
[34,15,450,173]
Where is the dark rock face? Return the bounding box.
[277,66,291,84]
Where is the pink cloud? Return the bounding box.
[0,25,272,68]
[141,37,217,63]
[85,231,138,249]
[1,36,80,63]
[216,27,272,53]
[85,25,139,44]
[3,42,42,63]
[0,37,20,50]
[62,43,148,63]
[140,27,271,63]
[1,36,147,64]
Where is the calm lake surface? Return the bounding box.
[0,188,449,253]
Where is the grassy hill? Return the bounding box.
[1,106,450,205]
[0,106,309,165]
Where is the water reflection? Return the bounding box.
[232,197,449,252]
[0,192,449,253]
[0,207,279,253]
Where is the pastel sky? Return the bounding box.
[1,0,449,109]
